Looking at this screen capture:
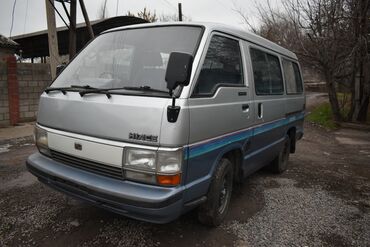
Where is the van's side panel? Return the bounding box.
[242,44,287,175]
[184,34,254,202]
[281,59,306,139]
[185,87,254,201]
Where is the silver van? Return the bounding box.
[27,22,305,226]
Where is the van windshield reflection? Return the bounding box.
[52,26,203,95]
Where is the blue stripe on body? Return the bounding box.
[186,112,304,160]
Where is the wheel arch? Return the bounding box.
[210,144,244,183]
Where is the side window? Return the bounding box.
[250,48,284,95]
[282,59,303,94]
[193,35,243,96]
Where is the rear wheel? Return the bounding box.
[270,136,291,173]
[198,158,233,227]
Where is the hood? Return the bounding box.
[37,92,168,146]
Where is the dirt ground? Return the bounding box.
[0,94,369,246]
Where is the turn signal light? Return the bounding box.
[157,174,181,186]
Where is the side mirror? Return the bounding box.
[56,64,66,76]
[165,52,193,92]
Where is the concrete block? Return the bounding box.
[0,100,9,107]
[19,105,29,112]
[19,94,28,100]
[29,92,39,99]
[0,91,8,99]
[0,107,8,113]
[19,99,30,106]
[25,112,35,118]
[19,87,32,93]
[38,81,49,87]
[4,112,9,120]
[0,119,10,127]
[18,80,28,88]
[29,105,39,111]
[0,80,7,88]
[28,81,39,87]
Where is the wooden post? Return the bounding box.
[45,0,59,79]
[178,3,183,21]
[69,0,77,60]
[79,0,94,40]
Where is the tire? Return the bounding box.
[198,158,233,227]
[270,135,291,174]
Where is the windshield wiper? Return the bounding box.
[45,85,97,95]
[79,88,114,99]
[79,86,168,99]
[122,86,168,94]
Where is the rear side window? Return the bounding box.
[193,35,243,96]
[282,59,303,94]
[250,48,284,95]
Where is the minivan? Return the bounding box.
[27,22,305,226]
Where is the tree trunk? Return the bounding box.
[325,72,342,122]
[356,97,369,121]
[347,56,358,121]
[355,60,370,122]
[352,0,370,122]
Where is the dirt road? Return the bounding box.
[1,116,369,246]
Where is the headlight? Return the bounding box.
[123,148,183,186]
[34,126,51,156]
[125,148,156,171]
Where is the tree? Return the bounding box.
[346,0,370,122]
[235,0,370,122]
[127,7,157,22]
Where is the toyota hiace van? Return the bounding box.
[27,22,305,226]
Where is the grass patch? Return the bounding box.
[336,92,370,123]
[307,102,337,129]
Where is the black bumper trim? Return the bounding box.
[26,161,182,209]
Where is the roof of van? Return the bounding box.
[104,22,298,60]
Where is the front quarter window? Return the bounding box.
[193,35,244,96]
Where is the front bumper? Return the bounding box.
[26,152,184,224]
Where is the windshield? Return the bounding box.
[52,26,203,94]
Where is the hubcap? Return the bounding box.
[218,176,230,214]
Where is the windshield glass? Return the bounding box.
[52,26,203,94]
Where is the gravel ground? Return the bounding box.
[225,178,369,246]
[0,94,369,246]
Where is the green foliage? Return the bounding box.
[307,103,337,130]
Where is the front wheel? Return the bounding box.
[198,158,233,227]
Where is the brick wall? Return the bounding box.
[0,62,9,126]
[0,55,51,127]
[7,56,19,125]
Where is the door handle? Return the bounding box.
[242,104,249,112]
[257,103,263,119]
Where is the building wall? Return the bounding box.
[0,58,51,127]
[0,61,9,126]
[17,63,51,122]
[0,47,15,62]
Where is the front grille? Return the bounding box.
[50,150,123,179]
